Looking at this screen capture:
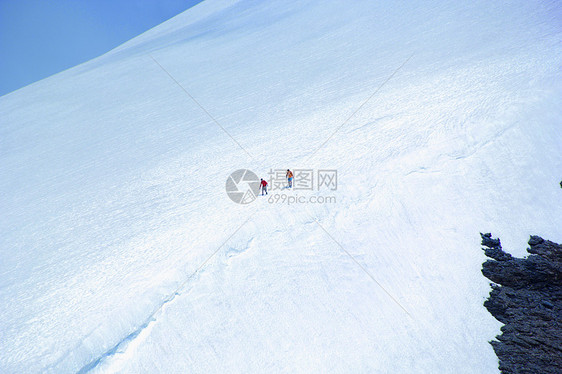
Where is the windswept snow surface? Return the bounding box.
[1,0,561,372]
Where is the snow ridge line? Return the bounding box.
[304,52,414,163]
[312,217,413,318]
[149,54,255,161]
[72,216,253,373]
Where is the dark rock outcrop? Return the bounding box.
[481,233,562,374]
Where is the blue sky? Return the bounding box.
[0,0,203,97]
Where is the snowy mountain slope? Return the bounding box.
[1,0,561,372]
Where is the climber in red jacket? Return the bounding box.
[260,178,268,196]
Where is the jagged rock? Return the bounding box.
[528,236,544,246]
[481,234,562,374]
[482,232,501,248]
[480,233,511,261]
